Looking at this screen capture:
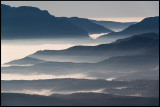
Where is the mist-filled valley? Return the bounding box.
[1,2,159,106]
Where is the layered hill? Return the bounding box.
[28,33,159,62]
[1,4,89,39]
[2,33,159,80]
[1,4,113,39]
[98,16,159,40]
[2,79,158,98]
[58,17,113,34]
[2,93,158,106]
[91,20,136,32]
[4,57,45,65]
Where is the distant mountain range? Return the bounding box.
[28,33,159,62]
[2,3,159,107]
[2,79,158,98]
[1,4,87,39]
[5,57,45,65]
[2,4,158,40]
[4,33,158,65]
[98,16,159,40]
[91,20,136,32]
[1,4,112,39]
[58,17,113,34]
[3,33,159,80]
[2,48,158,80]
[2,92,158,106]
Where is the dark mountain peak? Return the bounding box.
[1,4,11,8]
[1,4,114,39]
[98,16,159,39]
[1,4,46,13]
[140,16,159,23]
[17,6,53,17]
[1,4,55,19]
[15,5,40,11]
[125,16,159,31]
[1,4,89,39]
[70,16,81,19]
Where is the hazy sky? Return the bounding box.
[1,1,159,22]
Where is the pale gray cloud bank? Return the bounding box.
[1,1,159,22]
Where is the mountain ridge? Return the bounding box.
[2,93,159,106]
[1,4,89,39]
[97,16,159,40]
[31,33,159,57]
[91,19,136,32]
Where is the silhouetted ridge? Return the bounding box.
[91,19,136,32]
[1,4,89,39]
[98,16,159,39]
[1,93,159,106]
[112,33,159,44]
[60,17,113,34]
[32,33,159,56]
[5,57,45,65]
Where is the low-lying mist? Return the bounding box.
[2,78,159,97]
[1,35,116,64]
[1,73,96,80]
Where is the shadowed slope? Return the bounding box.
[1,4,89,39]
[1,93,159,106]
[98,16,159,40]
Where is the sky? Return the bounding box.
[1,1,159,22]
